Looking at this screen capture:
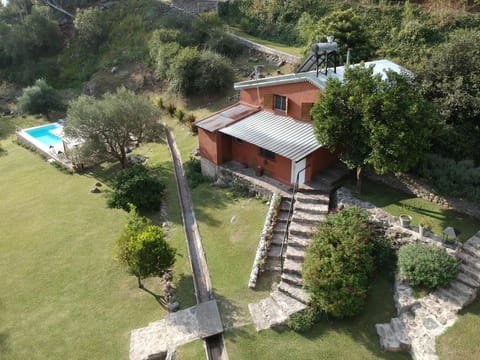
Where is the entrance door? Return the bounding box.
[291,158,306,185]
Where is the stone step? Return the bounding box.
[271,233,285,246]
[459,263,480,283]
[390,317,411,351]
[434,287,466,308]
[292,211,326,225]
[281,272,303,286]
[457,270,480,288]
[449,280,478,304]
[295,192,330,205]
[271,290,308,316]
[265,258,281,272]
[285,246,305,260]
[283,258,303,275]
[287,235,309,249]
[462,243,480,259]
[268,245,283,259]
[278,282,309,304]
[467,234,480,248]
[289,222,315,237]
[248,297,288,332]
[375,323,402,352]
[276,211,291,223]
[456,252,480,270]
[293,202,329,215]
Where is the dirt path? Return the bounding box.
[165,126,228,359]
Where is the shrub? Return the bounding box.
[155,96,164,109]
[107,164,165,211]
[398,243,460,289]
[74,7,110,49]
[417,153,480,204]
[16,79,64,115]
[185,113,197,133]
[174,108,185,122]
[165,103,176,117]
[287,307,320,332]
[303,206,376,318]
[372,235,397,279]
[184,156,210,188]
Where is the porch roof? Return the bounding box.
[195,103,259,132]
[219,111,322,162]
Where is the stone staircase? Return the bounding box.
[248,190,330,331]
[376,231,480,360]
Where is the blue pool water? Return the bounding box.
[25,124,63,147]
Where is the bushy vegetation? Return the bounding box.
[107,164,165,211]
[184,156,210,188]
[418,154,480,203]
[303,206,376,318]
[115,206,176,288]
[74,6,110,50]
[287,307,321,333]
[16,78,64,115]
[398,243,460,289]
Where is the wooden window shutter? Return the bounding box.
[285,97,289,114]
[301,102,314,121]
[264,94,273,109]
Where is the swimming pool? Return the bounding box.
[24,123,63,147]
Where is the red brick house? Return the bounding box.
[195,59,407,186]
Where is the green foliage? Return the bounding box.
[419,29,480,163]
[185,113,197,134]
[74,7,110,50]
[418,154,480,203]
[107,164,165,211]
[65,87,159,168]
[174,108,185,122]
[149,41,181,80]
[303,206,376,318]
[16,79,64,115]
[398,243,460,289]
[184,156,210,188]
[287,307,321,333]
[312,64,433,184]
[115,206,175,287]
[372,235,397,279]
[165,103,176,117]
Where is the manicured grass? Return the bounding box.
[228,27,304,57]
[0,116,194,360]
[437,298,480,360]
[351,179,479,242]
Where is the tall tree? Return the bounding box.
[16,78,64,115]
[115,206,176,289]
[65,87,159,168]
[312,64,433,193]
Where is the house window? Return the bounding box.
[260,147,276,160]
[273,95,287,112]
[234,138,243,144]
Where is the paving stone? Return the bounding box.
[459,263,480,283]
[293,202,329,215]
[292,211,326,224]
[376,323,402,352]
[248,297,287,332]
[462,243,480,259]
[457,270,480,288]
[289,222,315,237]
[271,290,308,316]
[456,252,480,270]
[287,235,309,248]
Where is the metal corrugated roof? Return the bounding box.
[195,103,259,132]
[219,111,322,162]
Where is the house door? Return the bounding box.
[291,158,306,185]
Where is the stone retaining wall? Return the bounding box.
[216,165,273,198]
[366,169,480,220]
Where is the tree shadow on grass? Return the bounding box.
[213,291,255,338]
[140,286,168,308]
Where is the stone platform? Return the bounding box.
[129,300,223,360]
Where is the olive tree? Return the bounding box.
[65,87,159,168]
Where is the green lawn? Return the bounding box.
[351,179,480,242]
[228,27,304,58]
[437,298,480,359]
[0,116,194,360]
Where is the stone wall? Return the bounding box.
[365,168,480,220]
[216,165,274,198]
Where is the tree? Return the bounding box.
[418,29,480,163]
[303,207,375,318]
[115,206,176,288]
[16,78,64,115]
[65,87,159,168]
[74,7,110,49]
[312,64,432,193]
[107,164,165,212]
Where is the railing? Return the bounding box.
[280,165,309,272]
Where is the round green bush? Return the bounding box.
[303,206,376,318]
[287,307,320,333]
[398,243,460,289]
